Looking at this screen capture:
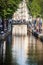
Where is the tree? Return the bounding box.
[0,0,22,30]
[30,0,41,17]
[39,0,43,17]
[0,0,22,19]
[27,0,43,17]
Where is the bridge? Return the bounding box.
[11,20,28,36]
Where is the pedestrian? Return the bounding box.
[32,17,36,30]
[39,18,42,33]
[36,16,39,32]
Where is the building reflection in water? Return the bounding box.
[12,33,43,65]
[12,35,28,65]
[27,34,43,65]
[4,34,12,65]
[0,33,43,65]
[0,40,6,65]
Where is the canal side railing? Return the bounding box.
[27,25,43,42]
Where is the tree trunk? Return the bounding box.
[2,18,8,32]
[2,18,4,31]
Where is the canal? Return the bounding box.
[0,32,43,65]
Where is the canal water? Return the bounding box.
[0,33,43,65]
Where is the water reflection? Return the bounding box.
[11,34,43,65]
[12,36,28,65]
[27,34,43,65]
[0,33,43,65]
[0,40,6,65]
[4,34,12,65]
